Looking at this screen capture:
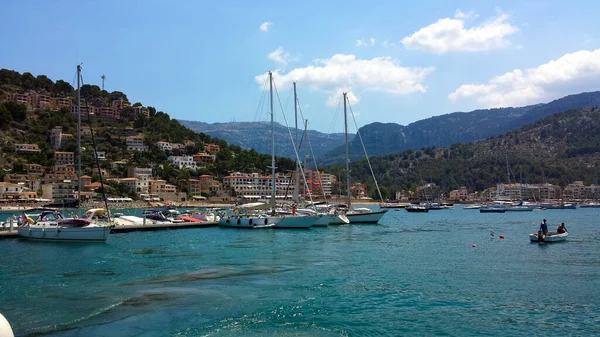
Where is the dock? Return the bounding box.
[0,222,219,239]
[0,231,18,239]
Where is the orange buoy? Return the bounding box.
[472,244,477,248]
[499,235,505,239]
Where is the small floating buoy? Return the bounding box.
[0,313,14,337]
[472,244,477,248]
[499,235,505,239]
[490,231,495,237]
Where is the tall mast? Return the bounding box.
[505,152,511,201]
[77,64,82,216]
[293,82,299,204]
[344,92,351,209]
[303,119,308,201]
[269,72,276,211]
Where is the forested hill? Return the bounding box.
[179,120,350,160]
[321,91,600,165]
[339,106,600,199]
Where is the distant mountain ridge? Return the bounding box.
[180,92,600,165]
[321,91,600,165]
[179,120,351,160]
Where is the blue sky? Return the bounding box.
[1,0,599,133]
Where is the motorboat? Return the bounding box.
[529,231,568,242]
[17,209,110,242]
[479,205,507,213]
[405,204,429,212]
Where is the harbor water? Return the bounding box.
[1,206,599,336]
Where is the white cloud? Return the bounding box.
[259,21,273,32]
[255,54,434,106]
[370,37,375,45]
[454,9,478,19]
[356,39,368,47]
[267,47,298,66]
[401,12,517,53]
[449,48,600,107]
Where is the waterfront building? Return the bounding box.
[449,186,469,202]
[222,172,294,200]
[0,182,24,199]
[41,180,76,202]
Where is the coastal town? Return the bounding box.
[2,88,600,209]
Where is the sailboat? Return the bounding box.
[219,72,318,229]
[18,65,111,242]
[329,92,387,224]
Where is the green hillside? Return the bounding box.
[333,106,600,200]
[0,69,296,197]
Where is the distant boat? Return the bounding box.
[546,204,577,210]
[464,205,482,210]
[405,204,429,212]
[579,202,600,208]
[479,206,507,213]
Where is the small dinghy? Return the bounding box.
[529,231,568,243]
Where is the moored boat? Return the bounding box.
[405,204,429,212]
[17,209,110,242]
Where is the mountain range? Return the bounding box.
[181,91,600,165]
[178,120,351,163]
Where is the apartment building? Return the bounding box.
[71,105,95,116]
[0,182,24,199]
[156,141,172,151]
[54,151,74,165]
[111,99,131,109]
[26,163,43,175]
[222,172,293,200]
[205,143,220,153]
[41,180,76,202]
[126,135,148,151]
[168,156,197,170]
[133,106,150,118]
[4,174,41,192]
[193,152,216,167]
[14,144,41,153]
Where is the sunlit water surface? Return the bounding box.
[1,206,600,336]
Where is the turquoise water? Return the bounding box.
[1,207,600,336]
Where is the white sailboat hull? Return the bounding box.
[219,217,280,228]
[346,210,387,224]
[313,214,350,227]
[18,225,110,242]
[273,215,318,229]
